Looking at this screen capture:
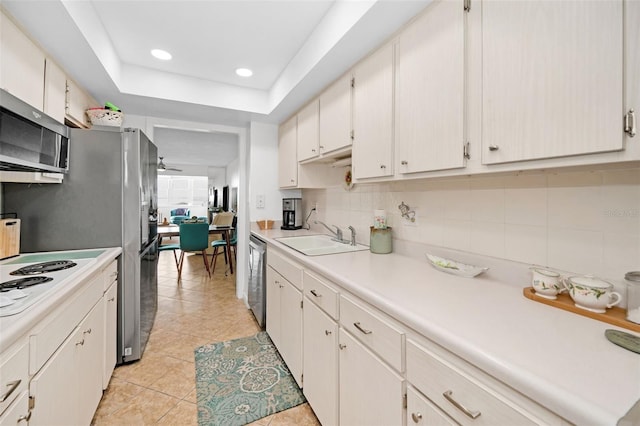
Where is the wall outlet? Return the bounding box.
[256,194,265,209]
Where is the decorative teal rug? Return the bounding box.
[194,331,306,426]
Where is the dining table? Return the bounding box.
[157,224,235,274]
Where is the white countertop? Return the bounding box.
[0,247,122,353]
[252,225,640,425]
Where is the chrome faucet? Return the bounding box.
[348,226,356,246]
[315,220,345,243]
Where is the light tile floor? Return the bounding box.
[93,250,320,425]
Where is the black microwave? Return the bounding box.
[0,89,69,173]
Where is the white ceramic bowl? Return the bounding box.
[530,267,562,299]
[563,276,622,313]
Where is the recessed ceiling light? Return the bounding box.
[235,68,253,77]
[151,49,172,60]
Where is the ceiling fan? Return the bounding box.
[157,156,182,172]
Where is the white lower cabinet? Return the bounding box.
[103,280,118,389]
[339,329,404,426]
[303,296,338,426]
[406,338,564,426]
[30,301,104,426]
[0,391,30,425]
[407,386,456,426]
[266,263,303,387]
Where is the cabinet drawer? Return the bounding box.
[407,386,457,426]
[0,390,29,425]
[29,274,103,374]
[268,249,303,290]
[406,339,538,426]
[0,339,28,416]
[303,271,338,320]
[103,260,118,292]
[340,295,404,372]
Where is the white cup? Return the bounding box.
[530,267,563,299]
[563,276,622,313]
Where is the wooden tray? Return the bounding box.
[523,287,640,333]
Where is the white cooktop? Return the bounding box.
[0,255,99,317]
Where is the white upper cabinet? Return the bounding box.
[319,73,353,156]
[44,58,66,123]
[297,99,320,162]
[352,42,395,180]
[0,11,45,110]
[278,116,298,188]
[481,0,624,164]
[396,0,466,174]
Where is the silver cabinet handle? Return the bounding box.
[443,390,481,419]
[311,148,316,152]
[380,164,386,169]
[488,145,499,151]
[310,289,321,297]
[401,160,408,165]
[17,411,32,423]
[625,108,636,137]
[353,322,372,335]
[339,344,347,350]
[76,339,85,346]
[84,328,92,335]
[411,412,423,423]
[108,297,115,302]
[325,330,332,335]
[0,380,20,402]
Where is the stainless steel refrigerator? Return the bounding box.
[3,126,158,363]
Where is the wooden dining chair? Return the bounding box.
[177,222,211,279]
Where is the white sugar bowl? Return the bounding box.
[563,276,622,313]
[530,267,563,299]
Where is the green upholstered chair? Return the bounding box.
[170,208,190,225]
[176,222,211,279]
[158,242,179,268]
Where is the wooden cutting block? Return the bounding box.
[0,218,20,259]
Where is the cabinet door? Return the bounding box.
[320,74,352,155]
[0,11,45,110]
[103,281,118,389]
[352,42,395,179]
[44,58,66,123]
[339,329,403,426]
[65,79,93,128]
[280,281,303,387]
[77,301,105,425]
[29,302,104,426]
[298,100,320,161]
[278,116,298,188]
[0,391,29,426]
[482,0,623,164]
[266,266,282,348]
[396,0,465,173]
[303,298,338,426]
[407,386,457,426]
[30,327,81,426]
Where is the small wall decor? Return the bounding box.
[398,201,416,222]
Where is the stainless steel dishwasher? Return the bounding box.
[248,234,267,328]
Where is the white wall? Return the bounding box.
[248,122,301,222]
[303,167,640,291]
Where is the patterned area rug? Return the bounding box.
[195,331,306,426]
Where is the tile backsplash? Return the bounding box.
[302,167,640,288]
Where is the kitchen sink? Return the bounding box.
[276,234,369,256]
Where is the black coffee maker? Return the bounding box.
[281,198,302,230]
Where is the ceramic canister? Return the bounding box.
[370,226,392,254]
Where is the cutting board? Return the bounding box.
[0,218,20,259]
[523,287,640,333]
